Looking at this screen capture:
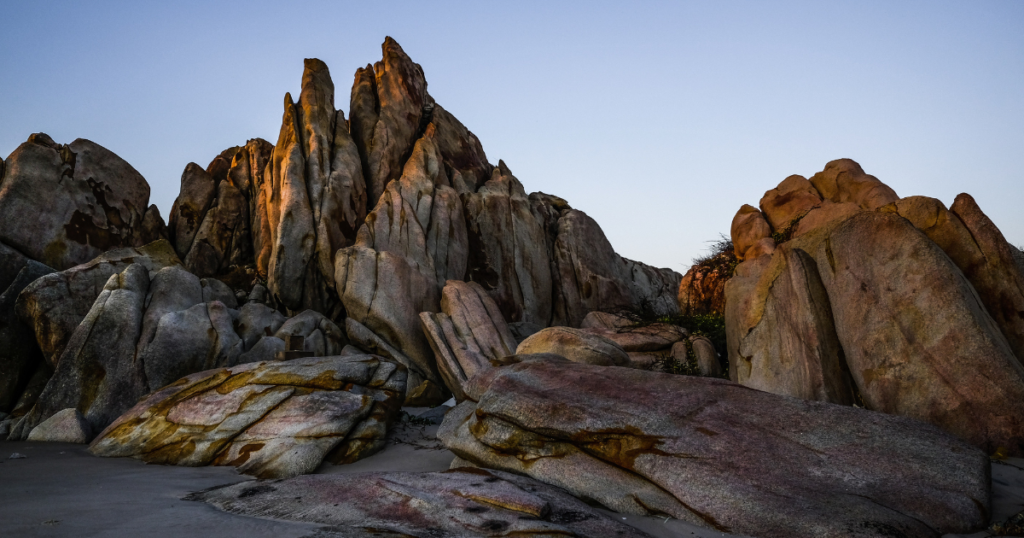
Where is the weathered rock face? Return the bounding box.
[26,407,91,443]
[14,264,152,438]
[808,158,899,210]
[463,161,552,325]
[90,355,406,479]
[759,174,822,231]
[676,247,735,316]
[420,280,517,401]
[728,245,856,405]
[730,204,775,261]
[0,134,166,270]
[725,161,1024,454]
[0,243,54,414]
[189,468,652,538]
[10,261,343,441]
[16,240,182,367]
[516,327,630,367]
[550,209,682,327]
[439,357,990,538]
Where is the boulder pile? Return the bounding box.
[723,159,1024,455]
[0,36,1020,538]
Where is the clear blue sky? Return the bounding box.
[2,1,1021,272]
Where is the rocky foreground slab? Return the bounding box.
[439,356,991,538]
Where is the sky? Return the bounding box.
[1,1,1022,273]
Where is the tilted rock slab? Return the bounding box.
[188,467,651,537]
[90,355,406,479]
[0,133,165,270]
[420,280,518,401]
[438,357,990,538]
[516,327,630,367]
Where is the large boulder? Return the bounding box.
[730,204,774,261]
[420,280,518,400]
[759,174,822,231]
[16,240,181,366]
[516,327,629,367]
[12,264,152,438]
[26,407,91,443]
[439,357,990,538]
[188,467,651,537]
[90,355,406,479]
[726,161,1024,455]
[550,209,681,327]
[0,133,165,270]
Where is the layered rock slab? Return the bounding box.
[187,467,651,537]
[438,357,990,538]
[90,355,406,478]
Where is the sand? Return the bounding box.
[2,406,1023,538]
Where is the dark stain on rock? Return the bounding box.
[547,509,594,524]
[224,442,265,466]
[479,520,509,532]
[238,484,276,498]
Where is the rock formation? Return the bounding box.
[157,37,681,405]
[189,467,651,537]
[8,262,344,440]
[721,158,1024,455]
[0,133,166,270]
[439,356,990,538]
[90,354,405,478]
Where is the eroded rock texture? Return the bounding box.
[724,160,1024,455]
[189,467,651,537]
[439,357,990,538]
[9,262,343,441]
[0,133,166,270]
[90,355,405,478]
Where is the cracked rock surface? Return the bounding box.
[438,356,990,538]
[89,354,406,479]
[187,466,652,537]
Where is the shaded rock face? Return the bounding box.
[439,357,990,538]
[725,162,1024,455]
[0,134,166,270]
[90,355,406,479]
[420,280,517,401]
[0,243,54,414]
[16,240,182,368]
[10,262,344,441]
[189,468,652,538]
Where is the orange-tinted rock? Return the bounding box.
[730,205,774,260]
[515,327,629,366]
[808,158,898,210]
[949,193,1024,363]
[759,174,822,231]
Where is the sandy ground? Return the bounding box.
[2,406,1023,538]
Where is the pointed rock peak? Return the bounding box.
[301,58,335,104]
[497,159,513,177]
[382,36,405,55]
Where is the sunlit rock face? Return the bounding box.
[89,354,405,479]
[719,158,1024,455]
[439,356,990,538]
[0,133,166,271]
[161,37,681,405]
[188,467,651,537]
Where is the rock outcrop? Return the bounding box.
[0,242,54,414]
[90,354,405,478]
[724,159,1024,455]
[188,467,651,537]
[439,356,990,538]
[516,327,630,367]
[420,280,518,401]
[0,133,166,270]
[9,262,344,440]
[158,38,681,408]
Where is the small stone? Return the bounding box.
[9,452,27,459]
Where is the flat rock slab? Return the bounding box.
[439,357,991,538]
[187,467,653,537]
[89,355,406,479]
